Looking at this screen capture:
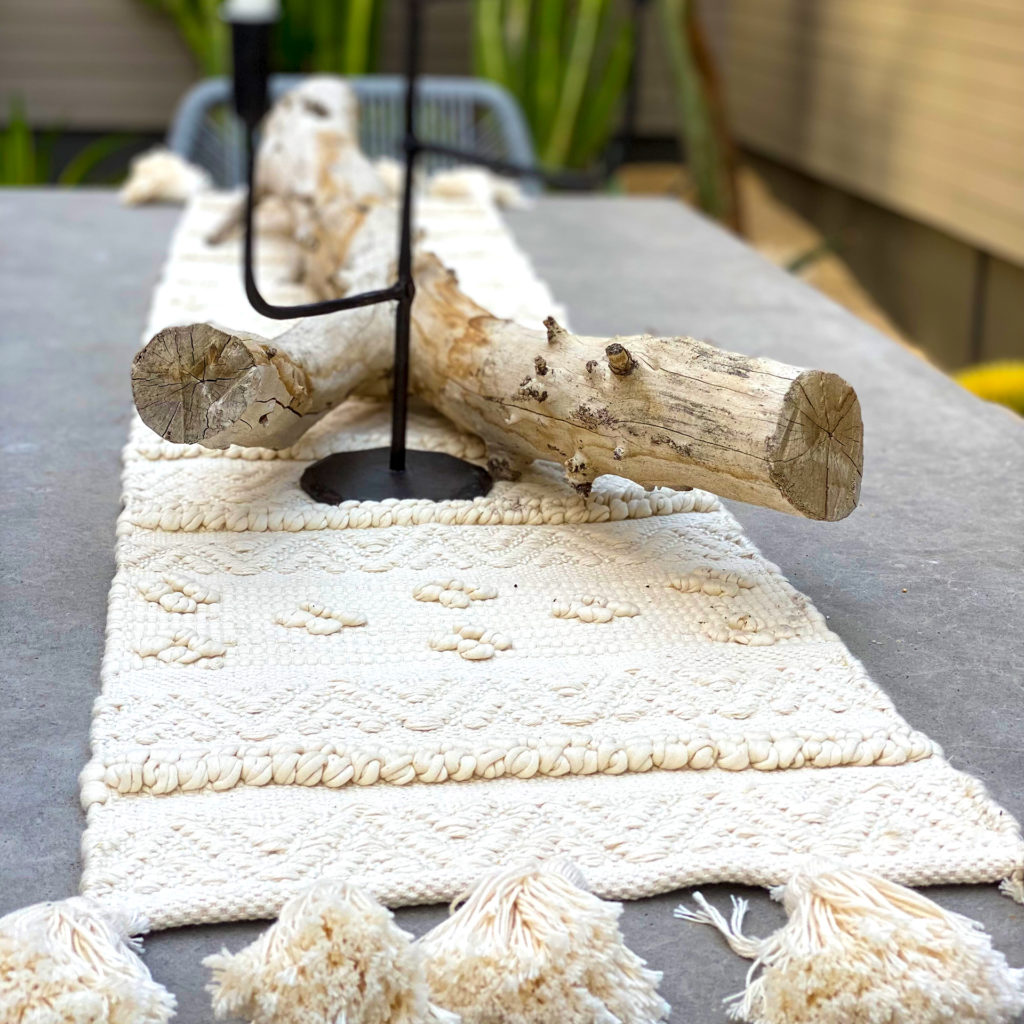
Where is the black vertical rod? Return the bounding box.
[389,0,422,473]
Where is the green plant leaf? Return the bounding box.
[473,0,510,88]
[656,0,736,223]
[345,0,376,73]
[311,0,335,72]
[200,0,229,74]
[140,0,227,73]
[469,0,634,172]
[531,0,565,149]
[503,0,532,102]
[569,16,632,169]
[143,0,386,78]
[57,135,137,187]
[542,0,605,169]
[0,96,41,185]
[367,0,389,73]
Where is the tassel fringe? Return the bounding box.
[13,863,1009,1023]
[418,860,669,1024]
[677,864,1024,1024]
[204,878,452,1024]
[0,897,175,1024]
[1000,866,1024,904]
[676,893,762,960]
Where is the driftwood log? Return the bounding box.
[132,78,863,521]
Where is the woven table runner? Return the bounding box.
[80,192,1024,930]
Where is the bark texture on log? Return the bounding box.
[133,197,397,451]
[409,257,862,521]
[130,77,863,521]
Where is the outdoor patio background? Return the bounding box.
[2,0,1022,368]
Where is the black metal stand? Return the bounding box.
[300,449,493,505]
[228,0,647,505]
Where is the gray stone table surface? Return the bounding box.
[1,189,1021,1022]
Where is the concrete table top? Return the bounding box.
[1,189,1021,1022]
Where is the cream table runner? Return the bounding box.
[79,192,1024,930]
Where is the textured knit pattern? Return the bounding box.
[80,193,1024,930]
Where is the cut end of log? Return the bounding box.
[131,323,309,447]
[769,369,863,522]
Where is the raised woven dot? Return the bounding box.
[413,579,498,608]
[551,595,639,623]
[430,624,512,661]
[275,601,366,636]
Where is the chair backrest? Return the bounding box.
[167,74,537,189]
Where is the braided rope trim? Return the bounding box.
[126,413,488,465]
[118,485,719,534]
[79,762,1024,929]
[79,726,938,808]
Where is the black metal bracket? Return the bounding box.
[228,0,647,504]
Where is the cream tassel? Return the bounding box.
[204,878,453,1024]
[0,897,175,1024]
[1001,866,1024,904]
[418,860,669,1024]
[676,863,1024,1024]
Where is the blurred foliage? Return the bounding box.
[656,0,739,228]
[141,0,738,219]
[472,0,739,225]
[275,0,386,74]
[140,0,387,75]
[140,0,226,74]
[473,0,633,170]
[955,361,1024,416]
[0,97,42,185]
[0,97,134,186]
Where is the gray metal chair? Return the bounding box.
[167,74,538,189]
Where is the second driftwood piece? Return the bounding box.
[411,258,862,522]
[131,77,862,521]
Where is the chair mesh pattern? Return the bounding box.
[169,75,536,189]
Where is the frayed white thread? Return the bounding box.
[1000,866,1024,904]
[677,864,1024,1024]
[0,897,175,1024]
[674,893,761,959]
[204,878,452,1024]
[418,859,669,1024]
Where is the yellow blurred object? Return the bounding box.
[954,362,1024,415]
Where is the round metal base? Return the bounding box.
[300,448,493,505]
